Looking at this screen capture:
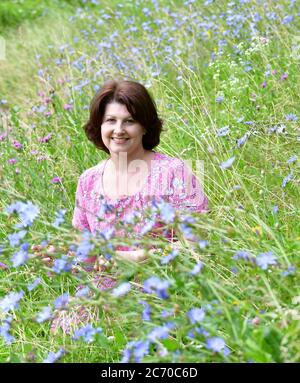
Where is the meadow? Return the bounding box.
[0,0,299,363]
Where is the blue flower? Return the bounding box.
[143,276,170,299]
[206,336,227,353]
[147,322,175,342]
[36,306,53,323]
[43,348,65,363]
[189,261,203,275]
[237,132,250,148]
[111,282,131,297]
[121,340,150,363]
[73,324,102,343]
[75,238,94,262]
[75,286,90,298]
[287,155,297,164]
[219,156,235,170]
[27,277,41,292]
[216,95,224,103]
[285,113,298,121]
[159,201,176,224]
[232,250,253,261]
[281,265,296,277]
[54,293,69,310]
[161,249,179,265]
[139,300,151,321]
[216,126,230,137]
[256,251,277,270]
[0,316,15,344]
[9,201,40,228]
[282,172,293,188]
[52,255,74,274]
[0,290,24,313]
[187,308,205,324]
[52,209,67,228]
[7,230,27,247]
[11,249,28,267]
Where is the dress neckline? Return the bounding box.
[100,151,158,202]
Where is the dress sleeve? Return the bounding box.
[72,176,91,232]
[168,160,209,214]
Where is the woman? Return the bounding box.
[50,79,208,334]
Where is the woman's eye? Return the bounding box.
[106,119,115,122]
[126,120,134,123]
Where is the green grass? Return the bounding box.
[0,0,300,363]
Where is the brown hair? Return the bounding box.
[83,79,164,153]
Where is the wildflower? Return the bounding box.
[189,261,203,275]
[111,282,131,297]
[6,201,40,228]
[161,249,179,265]
[287,155,297,164]
[139,300,151,321]
[282,172,293,188]
[73,324,102,343]
[52,255,74,274]
[52,209,67,228]
[12,141,23,149]
[38,133,52,143]
[256,251,277,270]
[216,126,230,137]
[0,290,24,313]
[179,223,197,241]
[147,322,175,342]
[198,240,208,249]
[281,73,288,80]
[75,238,94,262]
[232,250,252,261]
[285,113,298,121]
[54,293,69,310]
[75,286,90,298]
[251,226,262,236]
[43,348,65,363]
[206,337,226,353]
[219,156,235,170]
[281,265,296,277]
[7,158,17,164]
[63,103,73,110]
[216,95,224,103]
[0,316,15,344]
[159,201,176,224]
[237,132,250,148]
[7,230,27,247]
[187,308,205,324]
[36,306,53,323]
[50,177,62,184]
[143,276,170,299]
[272,205,279,214]
[27,277,41,292]
[11,249,28,267]
[121,340,150,363]
[260,81,267,88]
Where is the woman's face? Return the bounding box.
[101,102,146,156]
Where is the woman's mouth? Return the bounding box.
[111,137,130,144]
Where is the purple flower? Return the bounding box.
[27,277,41,292]
[75,286,90,298]
[12,141,23,149]
[143,276,170,299]
[256,251,277,270]
[121,340,150,363]
[52,255,74,274]
[216,126,230,137]
[36,306,53,323]
[7,230,27,247]
[187,308,205,324]
[216,95,224,103]
[7,158,17,164]
[281,73,288,80]
[147,322,174,342]
[38,133,52,143]
[43,348,65,363]
[237,132,250,148]
[73,324,102,343]
[232,250,252,261]
[189,261,203,275]
[52,209,67,228]
[281,265,296,277]
[5,201,40,228]
[63,103,73,110]
[75,238,94,262]
[54,293,69,310]
[50,177,62,184]
[11,249,28,267]
[219,156,235,170]
[111,282,131,297]
[0,290,24,313]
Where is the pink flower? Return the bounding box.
[15,168,21,174]
[63,103,73,111]
[51,177,62,184]
[8,158,17,164]
[31,150,39,155]
[13,141,23,149]
[281,73,288,80]
[0,131,8,141]
[45,111,52,117]
[38,133,52,143]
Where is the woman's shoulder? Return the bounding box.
[78,159,106,186]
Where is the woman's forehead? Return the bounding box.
[104,102,131,117]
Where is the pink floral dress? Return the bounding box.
[72,151,208,249]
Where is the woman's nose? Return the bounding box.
[114,122,125,133]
